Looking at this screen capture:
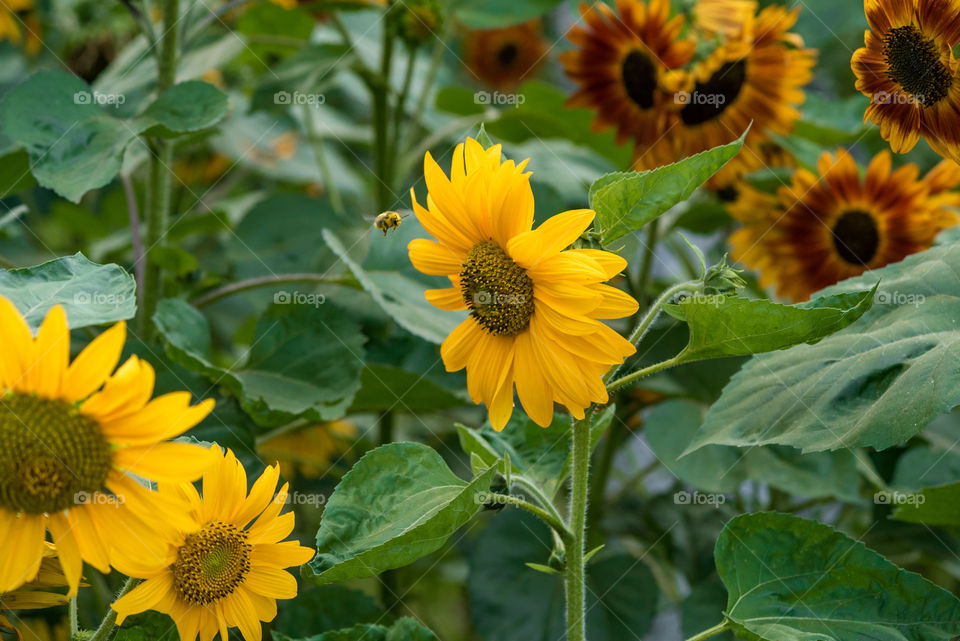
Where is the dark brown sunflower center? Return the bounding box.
[497,43,519,67]
[460,241,535,337]
[882,25,952,106]
[680,60,746,125]
[831,210,879,266]
[0,394,111,515]
[621,49,658,110]
[172,521,252,606]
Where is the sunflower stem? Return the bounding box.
[488,493,573,541]
[565,414,592,641]
[372,6,396,211]
[69,596,79,640]
[138,0,180,339]
[89,577,139,641]
[606,354,683,393]
[684,620,730,641]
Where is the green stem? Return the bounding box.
[69,596,79,640]
[635,219,660,311]
[138,0,180,338]
[372,12,395,210]
[685,621,730,641]
[511,475,566,529]
[565,415,592,641]
[606,355,683,393]
[404,22,447,151]
[488,493,572,541]
[89,577,139,641]
[586,416,626,543]
[302,103,344,215]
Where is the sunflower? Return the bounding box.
[0,0,40,55]
[463,20,546,92]
[642,5,814,173]
[728,148,960,301]
[561,0,695,147]
[407,138,638,430]
[258,420,355,479]
[111,447,314,641]
[852,0,960,163]
[0,298,215,597]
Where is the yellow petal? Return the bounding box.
[112,573,175,625]
[30,305,69,399]
[113,441,217,483]
[408,238,464,276]
[62,321,126,402]
[0,295,32,391]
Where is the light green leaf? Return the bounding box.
[135,80,229,136]
[323,229,463,344]
[305,443,496,585]
[666,289,874,366]
[590,130,747,245]
[892,482,960,525]
[0,253,136,330]
[716,512,960,641]
[693,242,960,453]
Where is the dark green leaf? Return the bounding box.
[136,80,229,136]
[306,443,496,585]
[892,482,960,526]
[716,512,960,641]
[348,364,469,413]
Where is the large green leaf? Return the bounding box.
[715,512,960,641]
[691,242,960,453]
[305,442,496,585]
[590,131,746,245]
[1,71,228,201]
[664,289,874,366]
[323,229,463,344]
[275,617,439,641]
[646,400,859,500]
[0,253,136,330]
[154,298,366,426]
[468,511,658,641]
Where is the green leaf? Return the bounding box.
[0,149,37,197]
[468,511,658,641]
[135,80,229,136]
[475,123,494,147]
[323,229,463,344]
[275,617,440,641]
[590,130,747,245]
[1,72,228,202]
[892,482,960,525]
[154,299,366,427]
[716,512,960,641]
[454,0,564,29]
[305,442,496,585]
[693,242,960,453]
[113,612,179,641]
[348,364,469,412]
[0,253,136,330]
[274,585,383,639]
[665,288,874,366]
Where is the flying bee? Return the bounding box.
[370,211,407,237]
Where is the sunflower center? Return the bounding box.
[882,25,952,106]
[621,49,658,110]
[172,521,252,606]
[497,43,519,67]
[831,210,879,266]
[680,60,746,125]
[0,394,111,515]
[460,241,535,337]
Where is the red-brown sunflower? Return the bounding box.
[852,0,960,163]
[463,21,546,91]
[560,0,696,147]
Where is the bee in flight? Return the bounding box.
[371,211,406,236]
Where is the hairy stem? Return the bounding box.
[88,576,139,641]
[565,414,592,641]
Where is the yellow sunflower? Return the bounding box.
[852,0,960,163]
[0,297,215,597]
[258,420,355,479]
[728,148,960,301]
[463,20,546,92]
[0,0,40,55]
[561,0,695,147]
[111,447,314,641]
[642,5,814,173]
[407,138,638,430]
[0,547,70,614]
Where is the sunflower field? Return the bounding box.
[3,0,960,639]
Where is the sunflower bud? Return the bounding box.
[703,255,747,295]
[397,0,443,47]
